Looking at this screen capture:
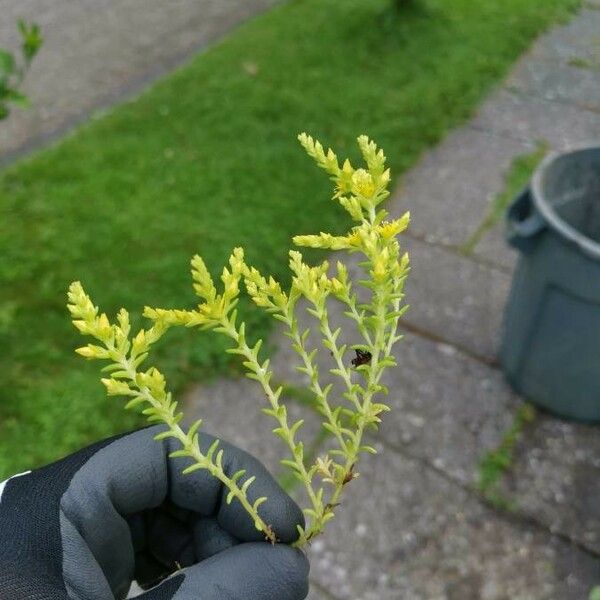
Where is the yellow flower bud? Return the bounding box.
[191,255,217,302]
[330,278,345,298]
[351,169,376,199]
[293,233,351,251]
[75,344,109,359]
[229,247,245,275]
[378,212,410,240]
[346,230,362,248]
[102,378,135,396]
[93,313,112,341]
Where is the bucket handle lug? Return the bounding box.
[506,187,545,253]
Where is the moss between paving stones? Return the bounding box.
[461,141,549,255]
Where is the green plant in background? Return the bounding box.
[0,20,43,120]
[589,586,600,600]
[383,0,420,27]
[68,134,410,546]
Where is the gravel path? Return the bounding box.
[0,0,278,163]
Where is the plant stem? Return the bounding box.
[284,307,349,455]
[219,316,325,543]
[338,289,374,348]
[316,208,395,524]
[316,304,362,412]
[118,354,276,543]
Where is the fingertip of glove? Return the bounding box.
[277,544,310,581]
[244,543,310,599]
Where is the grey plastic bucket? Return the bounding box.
[500,144,600,422]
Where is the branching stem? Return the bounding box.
[115,346,276,543]
[283,307,349,455]
[218,315,326,543]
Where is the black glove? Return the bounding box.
[0,426,309,599]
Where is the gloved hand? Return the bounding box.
[0,426,309,599]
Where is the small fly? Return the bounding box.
[351,349,372,368]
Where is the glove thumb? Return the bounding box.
[137,543,309,600]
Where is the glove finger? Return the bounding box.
[192,516,238,561]
[59,427,172,598]
[139,543,309,600]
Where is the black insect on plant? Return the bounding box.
[351,349,372,368]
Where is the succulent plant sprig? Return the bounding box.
[67,282,276,543]
[69,133,410,548]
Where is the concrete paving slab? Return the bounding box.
[398,510,599,600]
[474,222,520,273]
[307,447,470,600]
[0,0,278,161]
[308,446,598,600]
[472,89,600,150]
[500,414,600,555]
[507,58,600,112]
[526,8,600,66]
[400,236,512,363]
[376,331,520,485]
[389,128,532,249]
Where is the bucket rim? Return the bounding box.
[532,142,600,260]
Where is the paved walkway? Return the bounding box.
[0,0,277,164]
[185,5,600,600]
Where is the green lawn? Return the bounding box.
[0,0,580,478]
